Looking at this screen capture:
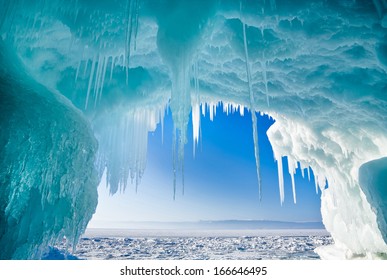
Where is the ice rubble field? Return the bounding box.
[50,230,332,260]
[0,0,387,259]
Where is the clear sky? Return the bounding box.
[88,105,323,228]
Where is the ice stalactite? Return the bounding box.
[84,54,110,110]
[155,0,216,198]
[75,59,82,82]
[276,156,285,205]
[241,3,262,201]
[170,61,191,198]
[300,165,305,178]
[94,103,167,194]
[287,159,297,204]
[314,174,320,194]
[93,55,107,108]
[85,55,96,110]
[191,60,201,157]
[261,59,270,107]
[125,0,140,84]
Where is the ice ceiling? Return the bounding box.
[0,0,387,259]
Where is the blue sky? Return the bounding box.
[89,105,322,228]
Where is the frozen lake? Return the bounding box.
[62,229,333,260]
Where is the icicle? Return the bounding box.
[290,173,296,203]
[93,55,103,108]
[288,159,297,204]
[98,56,108,104]
[277,156,285,205]
[209,104,214,121]
[192,60,200,157]
[301,166,305,178]
[124,0,141,84]
[161,110,165,145]
[75,60,81,82]
[201,103,206,116]
[192,102,200,157]
[251,113,262,201]
[83,58,89,77]
[307,166,311,182]
[124,0,134,85]
[241,2,262,201]
[85,55,96,110]
[243,22,253,99]
[133,0,140,51]
[262,59,270,107]
[109,56,115,82]
[315,174,319,194]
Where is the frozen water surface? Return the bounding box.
[61,229,332,260]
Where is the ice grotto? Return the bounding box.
[0,0,386,259]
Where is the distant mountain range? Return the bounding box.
[196,220,324,229]
[106,220,325,230]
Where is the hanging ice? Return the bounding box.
[1,0,387,259]
[241,2,262,201]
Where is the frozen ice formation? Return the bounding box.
[0,0,387,259]
[0,41,99,259]
[359,157,387,244]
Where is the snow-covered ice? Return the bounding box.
[55,229,332,260]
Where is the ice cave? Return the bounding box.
[0,0,386,259]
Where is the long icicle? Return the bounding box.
[93,55,103,108]
[241,1,262,201]
[98,56,108,104]
[133,0,140,51]
[85,55,96,110]
[277,156,285,204]
[288,159,297,204]
[262,58,270,106]
[124,0,134,85]
[192,60,201,157]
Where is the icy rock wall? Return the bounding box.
[0,41,99,259]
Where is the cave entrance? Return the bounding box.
[89,103,323,233]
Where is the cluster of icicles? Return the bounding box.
[5,0,322,202]
[69,0,320,203]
